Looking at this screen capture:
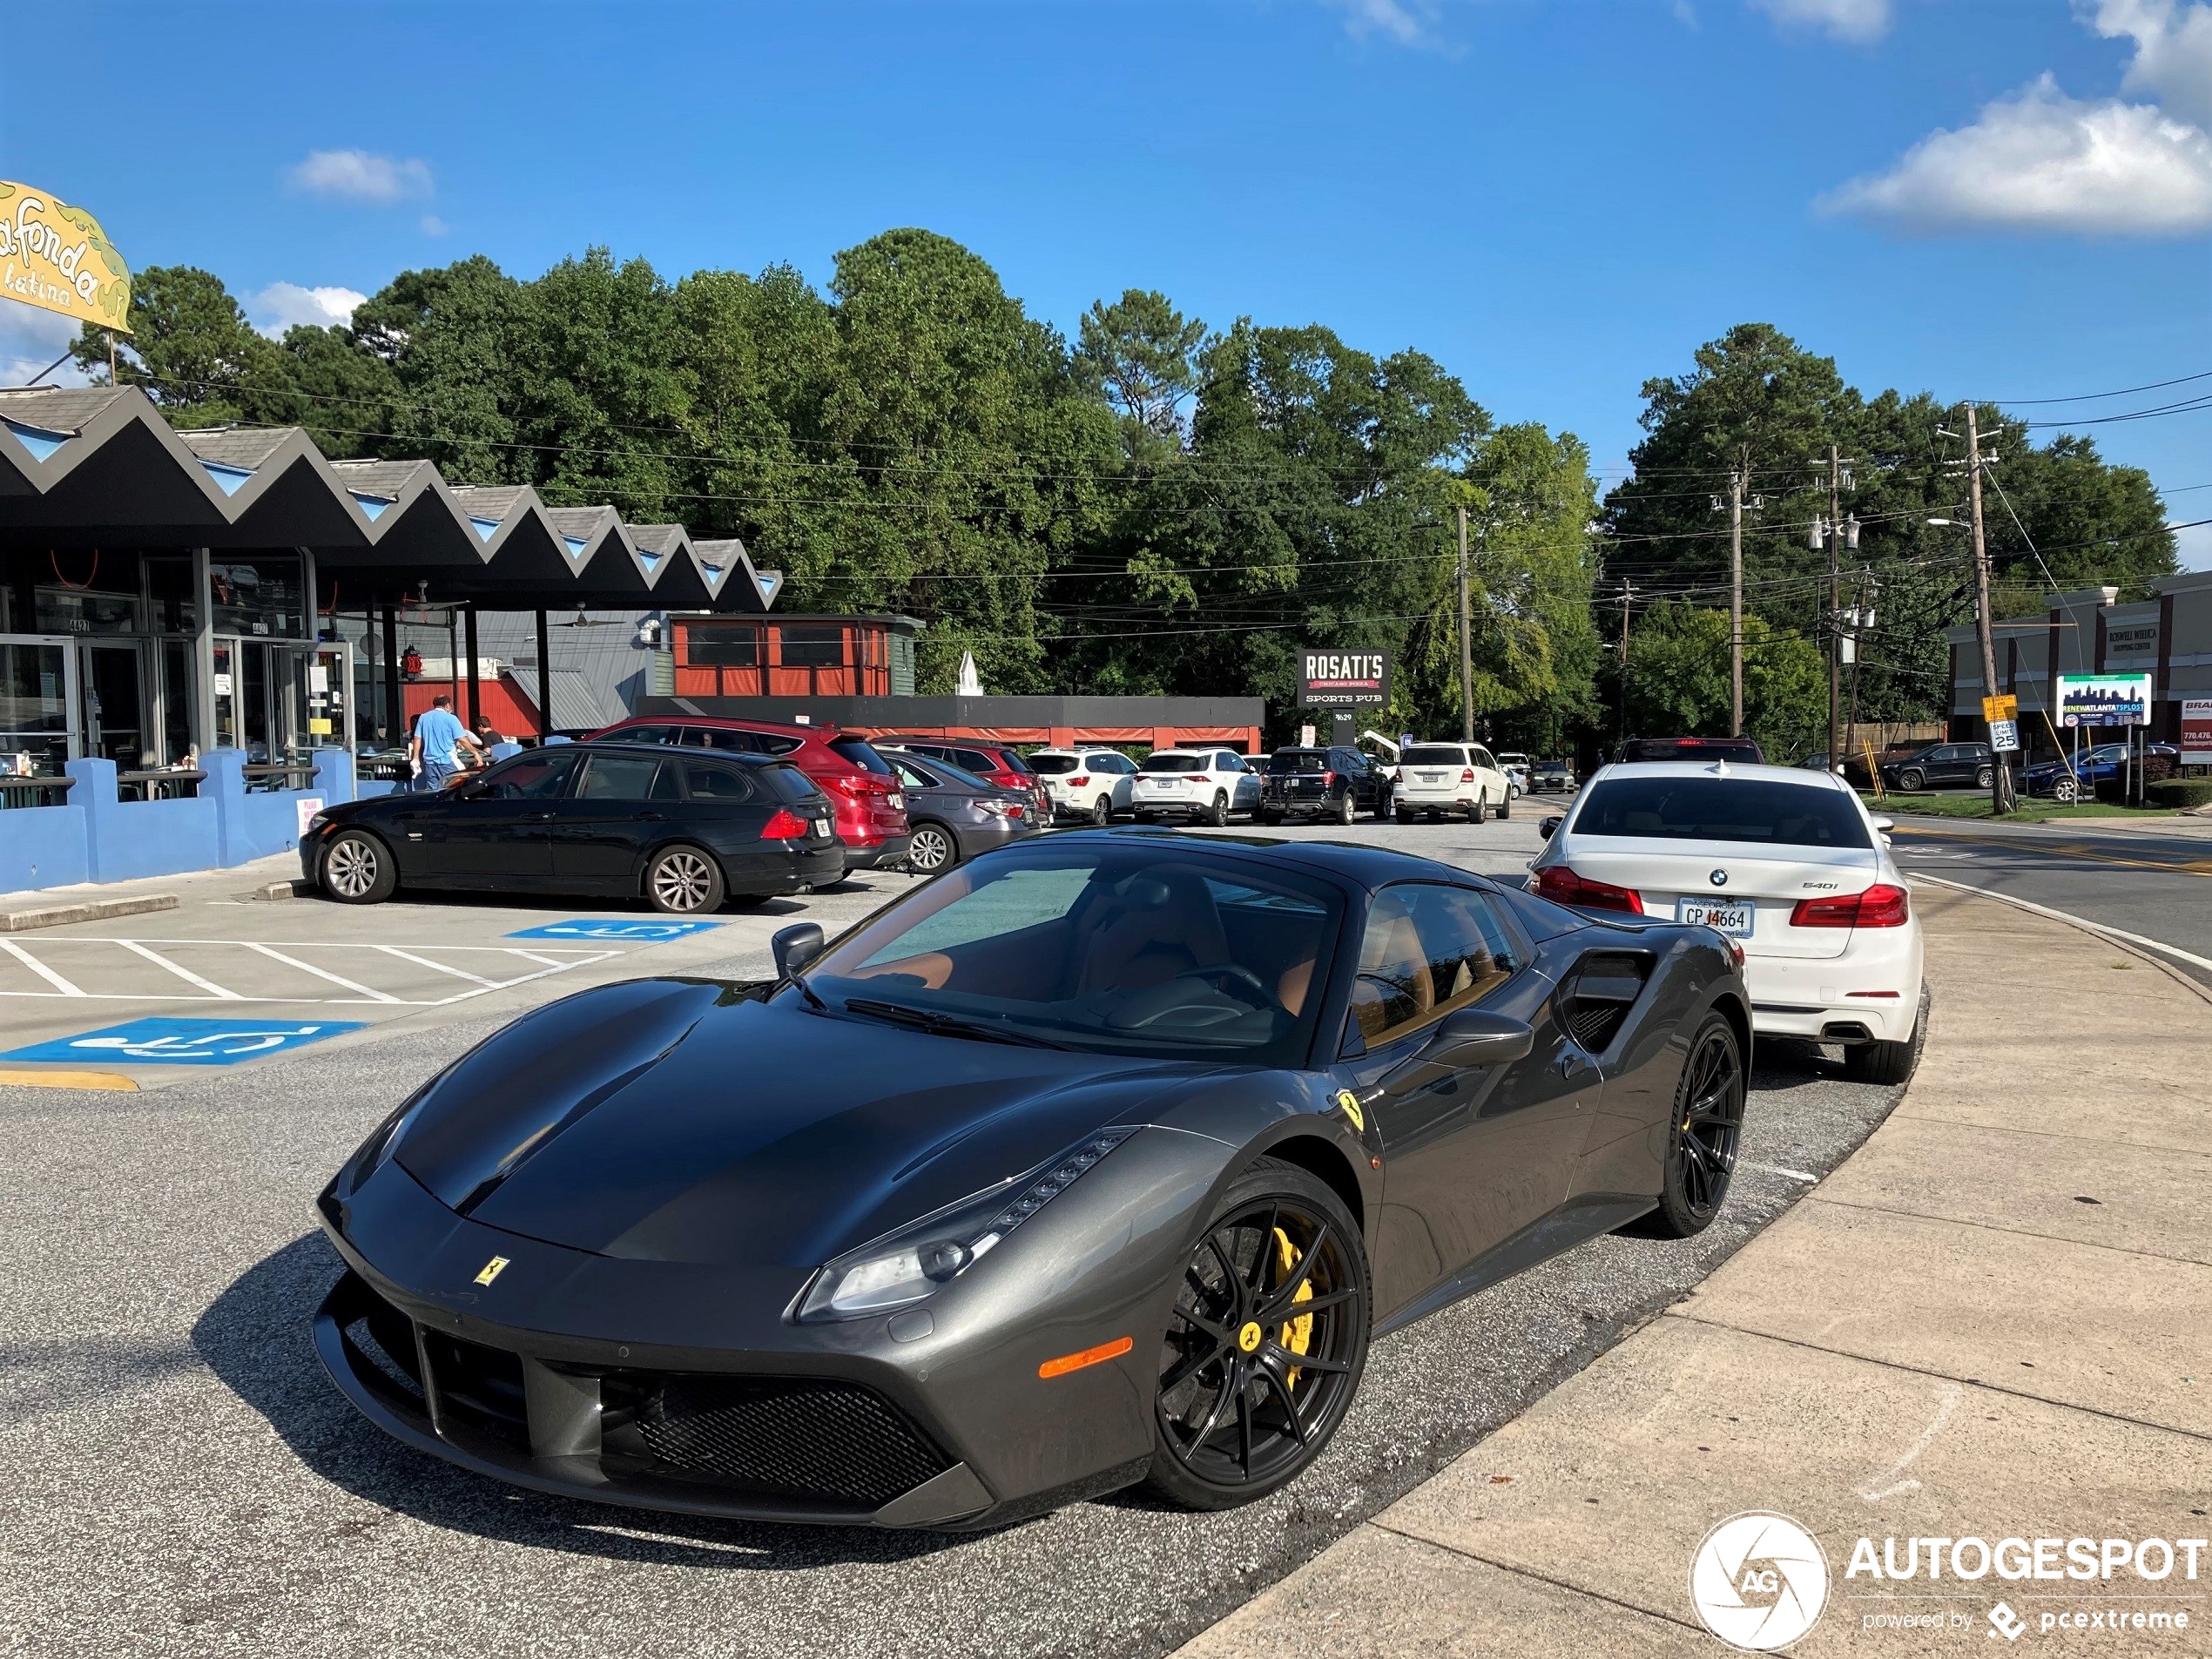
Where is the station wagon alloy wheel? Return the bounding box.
[1149,1163,1369,1506]
[647,846,723,914]
[320,831,394,904]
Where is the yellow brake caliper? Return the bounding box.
[1271,1227,1315,1388]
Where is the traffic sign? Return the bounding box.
[0,1018,366,1067]
[1982,694,2017,724]
[505,920,724,942]
[1989,718,2020,753]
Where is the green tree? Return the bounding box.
[1619,604,1827,760]
[1074,288,1205,462]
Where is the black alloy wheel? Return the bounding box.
[1640,1013,1744,1238]
[1092,793,1113,826]
[1208,790,1230,827]
[320,830,395,904]
[645,844,725,914]
[1145,1159,1370,1509]
[1897,767,1925,792]
[907,821,956,874]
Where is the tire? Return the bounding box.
[1844,989,1924,1086]
[907,821,957,874]
[1494,792,1512,820]
[1334,791,1355,826]
[1974,766,1993,789]
[1208,791,1230,827]
[1135,812,1157,825]
[1143,1157,1371,1511]
[1258,810,1282,826]
[1092,794,1113,826]
[320,830,395,904]
[2052,776,2079,804]
[1897,768,1925,792]
[1395,806,1413,825]
[1466,794,1483,824]
[644,844,725,914]
[1638,1012,1744,1239]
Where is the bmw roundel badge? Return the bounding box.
[1709,869,1728,887]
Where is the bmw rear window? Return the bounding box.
[828,736,894,774]
[1574,777,1870,848]
[758,762,826,803]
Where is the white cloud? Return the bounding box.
[2173,517,2212,570]
[1324,0,1438,46]
[1825,3,2212,235]
[1750,0,1891,44]
[250,282,368,340]
[284,148,433,204]
[0,303,91,388]
[419,213,449,237]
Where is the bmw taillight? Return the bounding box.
[1535,865,1644,915]
[1791,883,1910,928]
[761,808,808,839]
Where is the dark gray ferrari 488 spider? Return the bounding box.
[315,831,1750,1529]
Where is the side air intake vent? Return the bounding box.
[1562,951,1652,1055]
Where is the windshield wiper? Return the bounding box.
[786,973,829,1011]
[840,997,1069,1049]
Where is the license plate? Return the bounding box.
[1678,900,1754,938]
[1418,771,1445,781]
[887,792,903,808]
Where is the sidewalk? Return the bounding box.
[1175,886,2212,1656]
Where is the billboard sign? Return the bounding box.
[2183,698,2212,764]
[2055,673,2152,728]
[1298,648,1391,708]
[0,181,131,334]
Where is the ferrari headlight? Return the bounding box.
[796,1126,1138,1322]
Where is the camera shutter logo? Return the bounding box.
[1689,1512,1830,1650]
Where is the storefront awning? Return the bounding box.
[0,386,781,612]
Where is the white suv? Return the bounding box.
[1494,752,1530,798]
[1130,748,1263,825]
[1393,742,1515,823]
[1028,748,1138,823]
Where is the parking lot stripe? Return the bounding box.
[368,945,503,988]
[0,1068,138,1091]
[238,942,403,1003]
[0,939,85,996]
[114,940,244,999]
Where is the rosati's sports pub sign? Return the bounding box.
[0,181,132,334]
[2055,672,2153,728]
[1299,649,1391,708]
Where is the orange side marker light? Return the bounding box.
[1038,1335,1134,1379]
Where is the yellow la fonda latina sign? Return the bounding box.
[0,181,131,334]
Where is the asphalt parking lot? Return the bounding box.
[0,816,1906,1658]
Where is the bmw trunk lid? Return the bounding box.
[1560,838,1879,960]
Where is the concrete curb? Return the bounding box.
[0,894,179,933]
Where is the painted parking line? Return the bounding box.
[1,1019,367,1067]
[0,939,624,1007]
[0,1069,140,1092]
[506,920,724,941]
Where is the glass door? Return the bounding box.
[79,641,147,766]
[1,637,78,774]
[310,642,352,753]
[212,638,239,751]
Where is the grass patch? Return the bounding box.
[1864,792,2180,822]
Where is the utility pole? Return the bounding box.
[1456,503,1474,743]
[1826,443,1842,775]
[1615,578,1635,748]
[1729,471,1745,737]
[1964,404,2015,814]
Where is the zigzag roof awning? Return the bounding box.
[0,385,784,612]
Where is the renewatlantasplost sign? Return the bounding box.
[2054,672,2152,729]
[0,181,131,334]
[1298,648,1391,708]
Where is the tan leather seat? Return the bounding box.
[1075,873,1229,995]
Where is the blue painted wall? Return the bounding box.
[0,803,91,893]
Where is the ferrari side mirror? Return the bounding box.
[772,922,826,980]
[1425,1007,1534,1069]
[1539,816,1561,840]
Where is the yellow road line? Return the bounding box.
[0,1068,139,1092]
[1893,824,2212,876]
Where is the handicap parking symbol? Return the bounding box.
[0,1018,368,1067]
[505,920,724,942]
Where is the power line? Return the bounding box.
[1973,367,2212,406]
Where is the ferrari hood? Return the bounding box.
[389,978,1213,1267]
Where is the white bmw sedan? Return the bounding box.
[1527,760,1923,1083]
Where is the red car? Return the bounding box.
[876,736,1050,824]
[590,717,912,869]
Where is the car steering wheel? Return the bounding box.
[1173,963,1273,1006]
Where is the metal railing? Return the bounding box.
[0,775,75,809]
[118,768,207,801]
[241,762,320,793]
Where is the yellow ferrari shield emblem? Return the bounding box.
[474,1256,509,1286]
[1336,1089,1365,1133]
[1238,1320,1264,1354]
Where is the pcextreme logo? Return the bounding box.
[1689,1511,1831,1650]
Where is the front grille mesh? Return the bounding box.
[617,1374,950,1507]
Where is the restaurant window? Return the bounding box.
[686,624,760,667]
[209,554,307,639]
[0,640,71,773]
[778,624,845,668]
[146,555,199,635]
[35,549,143,635]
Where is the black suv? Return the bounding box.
[1881,741,1994,793]
[1258,745,1388,824]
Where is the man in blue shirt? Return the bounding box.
[408,694,487,791]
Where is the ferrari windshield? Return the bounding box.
[795,844,1343,1062]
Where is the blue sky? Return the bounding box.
[4,0,2209,566]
